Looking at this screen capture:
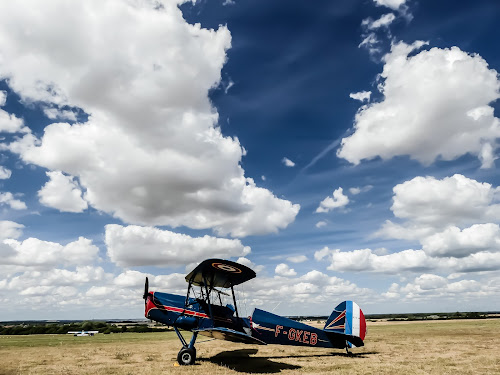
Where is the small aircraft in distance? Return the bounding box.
[67,330,99,336]
[144,258,367,365]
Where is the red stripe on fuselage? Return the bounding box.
[161,305,210,319]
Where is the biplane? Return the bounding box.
[143,258,366,365]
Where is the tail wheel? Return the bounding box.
[177,347,196,365]
[345,342,353,356]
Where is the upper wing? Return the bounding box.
[185,258,256,288]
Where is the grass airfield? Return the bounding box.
[1,319,499,375]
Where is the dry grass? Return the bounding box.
[0,319,499,375]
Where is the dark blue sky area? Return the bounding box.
[182,0,500,187]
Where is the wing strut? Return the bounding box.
[231,285,239,319]
[203,275,214,323]
[184,280,192,307]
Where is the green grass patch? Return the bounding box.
[0,331,178,348]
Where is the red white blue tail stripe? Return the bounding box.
[324,300,366,347]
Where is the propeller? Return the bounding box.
[143,277,149,302]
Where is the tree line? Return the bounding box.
[0,321,168,335]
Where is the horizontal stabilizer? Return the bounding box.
[324,330,364,348]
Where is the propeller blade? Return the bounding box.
[143,277,149,300]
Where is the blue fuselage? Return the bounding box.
[145,290,357,349]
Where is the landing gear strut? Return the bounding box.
[174,327,198,365]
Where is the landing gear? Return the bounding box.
[174,327,198,365]
[177,347,196,365]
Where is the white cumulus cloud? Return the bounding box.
[0,90,25,133]
[275,263,297,277]
[315,247,500,274]
[0,166,11,179]
[373,0,407,10]
[392,174,500,225]
[359,33,381,56]
[315,221,327,228]
[38,171,88,213]
[5,267,108,290]
[338,42,500,168]
[0,221,24,240]
[386,274,494,301]
[0,237,98,269]
[349,91,372,102]
[349,185,373,195]
[0,0,299,238]
[0,110,24,133]
[361,174,500,273]
[244,269,372,312]
[377,174,500,240]
[43,107,77,122]
[362,13,396,30]
[316,187,349,213]
[287,255,308,263]
[282,157,296,167]
[0,192,27,210]
[421,224,500,258]
[105,224,251,267]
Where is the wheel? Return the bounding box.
[177,347,196,366]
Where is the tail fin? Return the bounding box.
[324,301,366,347]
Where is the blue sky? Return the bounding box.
[1,0,500,320]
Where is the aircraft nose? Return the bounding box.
[144,293,156,317]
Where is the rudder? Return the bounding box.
[324,300,366,347]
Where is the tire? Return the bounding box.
[177,347,196,366]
